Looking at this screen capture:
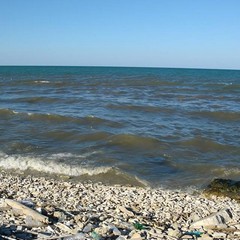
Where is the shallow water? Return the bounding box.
[0,66,239,188]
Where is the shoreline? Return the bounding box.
[0,171,240,239]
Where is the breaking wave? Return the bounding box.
[0,152,147,186]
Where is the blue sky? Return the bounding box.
[0,0,239,69]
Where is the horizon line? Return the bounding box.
[0,65,239,71]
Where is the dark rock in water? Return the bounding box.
[204,179,240,200]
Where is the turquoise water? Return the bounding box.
[0,66,239,188]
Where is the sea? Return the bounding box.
[0,66,239,189]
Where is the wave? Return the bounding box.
[5,142,40,154]
[108,134,167,151]
[34,80,50,84]
[179,136,237,152]
[0,152,147,187]
[0,108,15,116]
[211,166,240,178]
[12,96,60,104]
[214,83,240,91]
[45,130,111,142]
[0,108,122,128]
[190,110,240,121]
[107,104,175,114]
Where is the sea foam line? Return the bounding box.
[0,152,110,176]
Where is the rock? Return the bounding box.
[116,236,127,240]
[76,221,84,229]
[0,199,9,210]
[200,234,213,240]
[25,216,45,227]
[5,199,49,224]
[167,228,181,237]
[82,223,94,233]
[37,232,52,238]
[54,211,66,221]
[234,231,240,236]
[212,232,227,238]
[118,206,134,217]
[181,236,194,239]
[12,207,23,216]
[55,222,73,234]
[190,208,233,229]
[130,232,142,239]
[63,233,86,240]
[233,224,240,229]
[112,226,121,236]
[204,178,240,200]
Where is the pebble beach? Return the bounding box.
[0,171,240,240]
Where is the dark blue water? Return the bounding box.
[0,66,239,188]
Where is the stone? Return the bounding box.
[212,232,227,238]
[0,199,9,210]
[116,236,127,240]
[190,208,233,229]
[233,224,240,229]
[63,233,86,240]
[82,223,94,233]
[25,216,44,227]
[234,231,240,236]
[37,232,52,238]
[118,206,134,217]
[112,227,121,236]
[130,232,142,240]
[167,228,181,237]
[53,211,66,221]
[55,222,73,234]
[181,236,194,239]
[204,178,240,201]
[200,234,213,240]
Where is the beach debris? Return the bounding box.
[133,221,148,230]
[181,230,203,238]
[91,231,101,240]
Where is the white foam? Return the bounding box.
[34,81,50,84]
[49,151,101,159]
[0,152,111,176]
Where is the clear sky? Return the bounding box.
[0,0,240,69]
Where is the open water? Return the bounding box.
[0,66,239,188]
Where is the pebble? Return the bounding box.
[0,172,239,239]
[212,232,227,238]
[82,223,94,233]
[131,232,142,239]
